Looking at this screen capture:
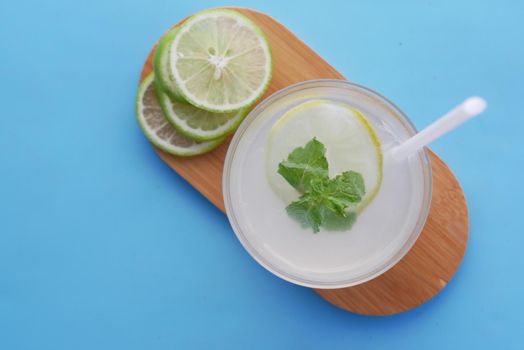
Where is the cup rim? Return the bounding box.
[223,79,433,289]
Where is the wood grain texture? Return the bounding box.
[316,153,469,315]
[139,8,468,315]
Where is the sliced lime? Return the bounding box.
[153,27,184,102]
[154,26,248,140]
[169,9,272,112]
[155,83,248,141]
[267,100,383,211]
[136,73,224,156]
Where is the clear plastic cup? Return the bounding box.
[223,80,432,289]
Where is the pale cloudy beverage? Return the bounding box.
[224,80,432,288]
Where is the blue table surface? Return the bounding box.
[1,0,523,349]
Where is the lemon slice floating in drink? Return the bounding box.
[267,100,383,211]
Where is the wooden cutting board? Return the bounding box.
[139,8,469,316]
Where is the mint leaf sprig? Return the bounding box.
[277,138,328,192]
[278,138,365,233]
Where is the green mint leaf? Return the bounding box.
[324,171,365,212]
[322,210,357,231]
[277,138,328,192]
[286,172,365,233]
[286,193,323,233]
[280,139,366,233]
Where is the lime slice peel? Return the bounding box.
[153,28,184,102]
[136,73,224,156]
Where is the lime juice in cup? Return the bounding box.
[224,80,486,289]
[224,81,433,288]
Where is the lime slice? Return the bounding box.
[153,27,184,102]
[169,9,272,112]
[155,83,248,141]
[267,100,383,211]
[154,26,248,140]
[136,73,224,156]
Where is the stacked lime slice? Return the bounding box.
[136,9,273,156]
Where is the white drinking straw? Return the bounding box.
[388,96,487,161]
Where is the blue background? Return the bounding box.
[1,0,522,348]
